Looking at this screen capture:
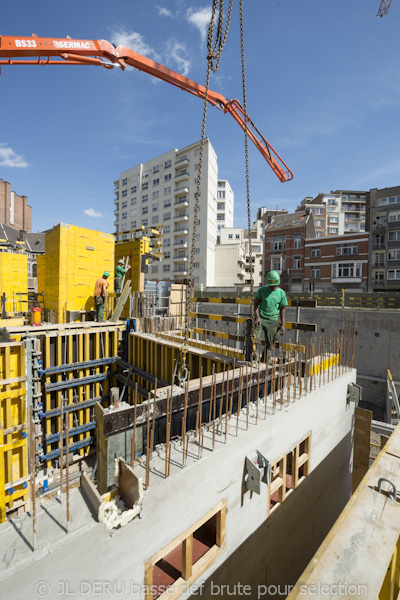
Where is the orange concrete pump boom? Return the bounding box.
[0,34,293,183]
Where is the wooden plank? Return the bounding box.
[182,534,193,579]
[352,407,372,494]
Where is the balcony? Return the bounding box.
[174,227,189,235]
[173,255,188,262]
[372,261,385,268]
[373,221,386,231]
[174,186,189,196]
[174,214,189,224]
[175,170,190,183]
[388,220,400,230]
[372,242,386,250]
[173,268,188,276]
[174,198,189,208]
[173,241,188,249]
[175,157,189,168]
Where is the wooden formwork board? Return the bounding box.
[0,341,28,522]
[41,327,119,469]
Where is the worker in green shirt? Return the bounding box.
[254,270,288,359]
[115,259,130,294]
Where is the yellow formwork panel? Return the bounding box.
[0,253,28,313]
[0,341,28,522]
[40,224,115,323]
[115,238,150,294]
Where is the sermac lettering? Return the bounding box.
[53,40,91,49]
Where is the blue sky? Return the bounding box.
[1,0,400,233]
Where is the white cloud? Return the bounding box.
[157,6,173,17]
[186,7,213,43]
[84,208,103,218]
[0,144,29,168]
[165,39,191,76]
[109,29,160,60]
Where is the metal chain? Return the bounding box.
[181,0,233,373]
[239,0,255,336]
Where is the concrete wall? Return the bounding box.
[197,302,400,419]
[0,370,356,600]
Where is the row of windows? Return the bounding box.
[381,196,400,206]
[310,262,363,279]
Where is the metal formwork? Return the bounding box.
[0,341,29,522]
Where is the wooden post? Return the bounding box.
[65,410,70,533]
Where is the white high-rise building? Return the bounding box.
[113,139,234,289]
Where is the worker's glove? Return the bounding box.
[277,326,284,336]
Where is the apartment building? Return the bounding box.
[264,212,315,292]
[296,190,368,237]
[214,220,264,290]
[304,232,369,292]
[369,185,400,291]
[0,179,32,232]
[114,139,233,289]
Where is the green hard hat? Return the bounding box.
[103,271,110,278]
[267,270,280,286]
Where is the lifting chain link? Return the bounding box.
[239,0,256,355]
[181,0,233,373]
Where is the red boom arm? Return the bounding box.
[0,34,293,182]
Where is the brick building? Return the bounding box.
[304,232,369,292]
[0,179,32,232]
[264,211,315,292]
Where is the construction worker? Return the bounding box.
[115,259,130,294]
[254,270,288,359]
[94,271,110,322]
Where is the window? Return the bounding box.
[336,243,357,255]
[195,234,200,241]
[330,216,338,223]
[121,212,127,219]
[142,207,148,214]
[269,434,310,514]
[164,173,171,182]
[311,247,320,258]
[121,201,127,208]
[164,159,172,168]
[164,199,171,208]
[142,182,148,191]
[153,204,159,212]
[389,231,400,242]
[332,262,362,278]
[388,269,400,280]
[217,203,225,210]
[122,190,127,197]
[131,198,137,205]
[195,148,201,156]
[316,232,322,238]
[164,212,171,221]
[382,196,400,206]
[388,250,400,261]
[293,257,301,270]
[153,166,160,174]
[195,163,199,170]
[164,187,171,195]
[130,209,136,217]
[271,258,282,271]
[142,218,148,227]
[235,234,240,239]
[194,262,200,268]
[327,198,336,206]
[195,248,200,254]
[152,215,159,225]
[153,191,159,200]
[153,178,159,186]
[310,267,320,279]
[142,194,148,203]
[164,225,170,234]
[217,191,226,199]
[271,238,285,251]
[164,238,170,247]
[217,215,224,221]
[163,264,170,273]
[131,185,137,193]
[164,251,170,259]
[316,220,322,227]
[389,211,400,223]
[130,220,136,229]
[228,234,233,239]
[294,235,301,249]
[329,228,338,234]
[316,208,322,215]
[122,178,128,186]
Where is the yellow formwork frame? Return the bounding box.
[0,341,28,521]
